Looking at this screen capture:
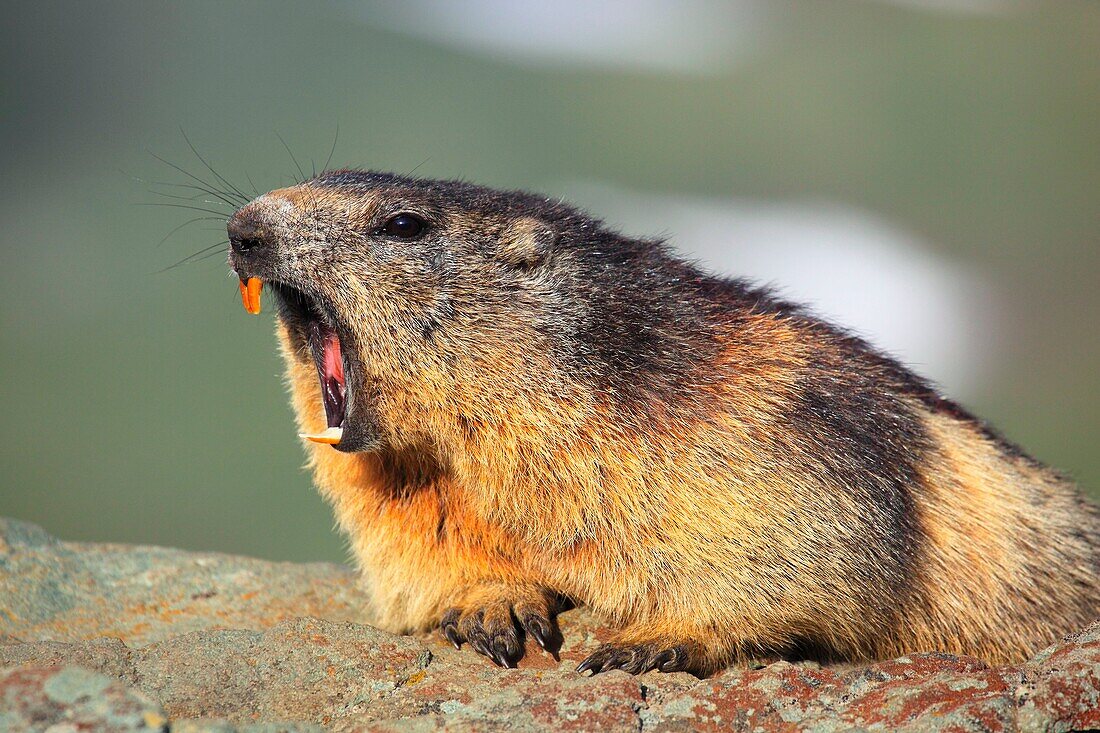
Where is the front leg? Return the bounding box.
[439,582,563,668]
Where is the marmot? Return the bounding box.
[225,170,1100,676]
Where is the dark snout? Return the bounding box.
[228,206,272,256]
[227,203,284,282]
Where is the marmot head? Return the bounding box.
[227,171,716,453]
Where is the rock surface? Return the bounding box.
[2,516,1099,731]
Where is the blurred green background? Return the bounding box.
[1,0,1097,563]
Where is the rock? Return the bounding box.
[0,665,167,732]
[1016,624,1100,732]
[644,655,1023,732]
[2,516,1099,731]
[0,517,373,647]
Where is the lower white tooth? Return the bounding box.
[299,426,343,444]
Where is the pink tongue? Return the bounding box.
[320,332,346,428]
[323,332,345,385]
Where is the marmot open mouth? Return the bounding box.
[308,317,347,432]
[241,278,350,445]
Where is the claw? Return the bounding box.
[617,648,647,675]
[440,609,462,649]
[526,615,551,649]
[600,653,624,674]
[443,625,462,650]
[491,648,514,668]
[470,637,492,660]
[576,656,599,675]
[655,646,686,673]
[521,613,562,658]
[577,647,611,676]
[490,636,517,668]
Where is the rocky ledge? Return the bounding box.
[1,517,1098,732]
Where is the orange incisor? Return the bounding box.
[239,277,263,315]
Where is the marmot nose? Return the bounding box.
[228,210,269,256]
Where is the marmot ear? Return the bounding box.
[497,217,556,269]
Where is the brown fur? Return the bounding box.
[228,171,1100,675]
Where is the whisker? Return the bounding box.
[189,248,233,265]
[275,131,308,184]
[322,124,339,174]
[148,179,246,204]
[407,156,431,177]
[155,239,231,274]
[127,169,241,209]
[137,202,232,217]
[147,189,232,207]
[157,216,226,247]
[180,128,252,205]
[148,150,244,208]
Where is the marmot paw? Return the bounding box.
[577,641,696,676]
[439,585,563,668]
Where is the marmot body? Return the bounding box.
[227,171,1100,675]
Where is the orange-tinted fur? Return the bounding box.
[279,312,1096,672]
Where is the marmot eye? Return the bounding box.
[381,213,425,239]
